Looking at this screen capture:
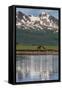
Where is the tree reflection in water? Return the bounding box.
[16,55,59,82]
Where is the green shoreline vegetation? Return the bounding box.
[16,44,58,51]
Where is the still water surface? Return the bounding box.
[16,55,59,82]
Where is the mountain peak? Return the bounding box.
[16,11,58,32]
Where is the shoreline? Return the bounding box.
[16,50,58,55]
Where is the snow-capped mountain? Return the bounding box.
[16,11,58,32]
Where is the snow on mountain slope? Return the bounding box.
[16,11,58,32]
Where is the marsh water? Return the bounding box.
[16,55,59,82]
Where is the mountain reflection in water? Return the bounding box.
[16,55,59,82]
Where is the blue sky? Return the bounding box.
[16,8,59,19]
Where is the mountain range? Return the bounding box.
[16,11,58,32]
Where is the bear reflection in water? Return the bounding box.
[16,55,59,82]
